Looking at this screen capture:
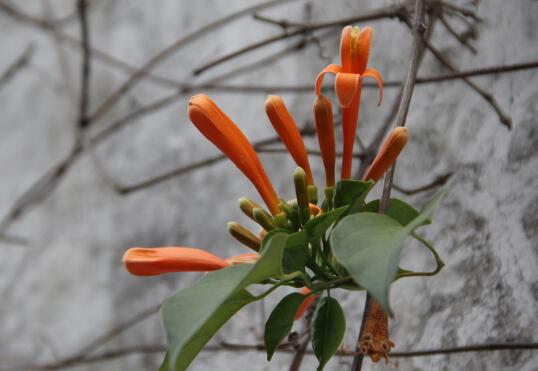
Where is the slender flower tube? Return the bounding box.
[264,95,314,186]
[315,26,384,179]
[224,252,259,265]
[123,247,229,276]
[313,95,336,187]
[363,127,408,182]
[188,94,280,215]
[359,299,395,363]
[294,287,319,320]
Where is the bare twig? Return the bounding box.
[193,6,404,76]
[403,17,512,128]
[112,126,316,194]
[6,341,537,370]
[352,2,427,370]
[392,172,452,195]
[439,12,477,54]
[0,44,34,90]
[77,0,91,129]
[90,0,302,122]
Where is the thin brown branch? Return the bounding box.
[353,2,426,371]
[192,5,404,76]
[90,0,302,122]
[6,341,537,370]
[77,0,91,129]
[0,145,81,236]
[439,12,477,54]
[392,172,452,195]
[404,17,512,128]
[0,44,34,90]
[113,126,316,194]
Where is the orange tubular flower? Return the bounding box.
[313,95,336,187]
[264,95,314,185]
[294,287,320,320]
[315,26,384,179]
[363,127,408,182]
[359,299,395,363]
[123,247,229,276]
[188,94,280,215]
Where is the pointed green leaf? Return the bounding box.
[158,354,169,371]
[304,206,348,241]
[311,297,346,371]
[330,191,445,315]
[364,198,431,226]
[264,293,305,360]
[162,231,288,371]
[282,230,308,273]
[333,180,374,214]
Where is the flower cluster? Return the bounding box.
[123,25,411,367]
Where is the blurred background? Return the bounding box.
[0,0,537,370]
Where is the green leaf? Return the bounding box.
[364,198,431,226]
[282,230,308,273]
[311,297,346,371]
[158,354,169,371]
[333,180,374,214]
[162,231,288,371]
[264,293,305,360]
[304,206,348,241]
[330,191,445,315]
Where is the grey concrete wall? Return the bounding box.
[0,0,536,370]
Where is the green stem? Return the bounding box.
[397,232,445,278]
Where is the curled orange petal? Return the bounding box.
[313,95,336,187]
[363,127,408,182]
[188,94,280,215]
[224,252,259,265]
[265,95,314,185]
[340,26,354,72]
[360,68,384,106]
[315,64,342,96]
[294,287,319,320]
[123,247,229,276]
[335,72,362,108]
[355,26,373,74]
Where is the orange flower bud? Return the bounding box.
[313,95,336,187]
[264,95,314,185]
[123,247,229,276]
[359,299,395,363]
[188,94,280,215]
[294,287,319,320]
[309,203,321,216]
[363,127,408,182]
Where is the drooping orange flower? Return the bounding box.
[315,26,383,180]
[313,95,336,187]
[294,287,320,320]
[188,94,280,215]
[359,299,395,363]
[123,247,260,276]
[363,127,408,182]
[265,95,314,186]
[123,247,229,276]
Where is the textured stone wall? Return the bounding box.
[0,0,536,370]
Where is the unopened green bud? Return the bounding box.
[272,211,289,228]
[238,197,262,220]
[293,167,309,210]
[307,185,318,205]
[227,222,261,251]
[324,186,334,210]
[253,208,276,231]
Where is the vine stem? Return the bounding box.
[350,0,426,370]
